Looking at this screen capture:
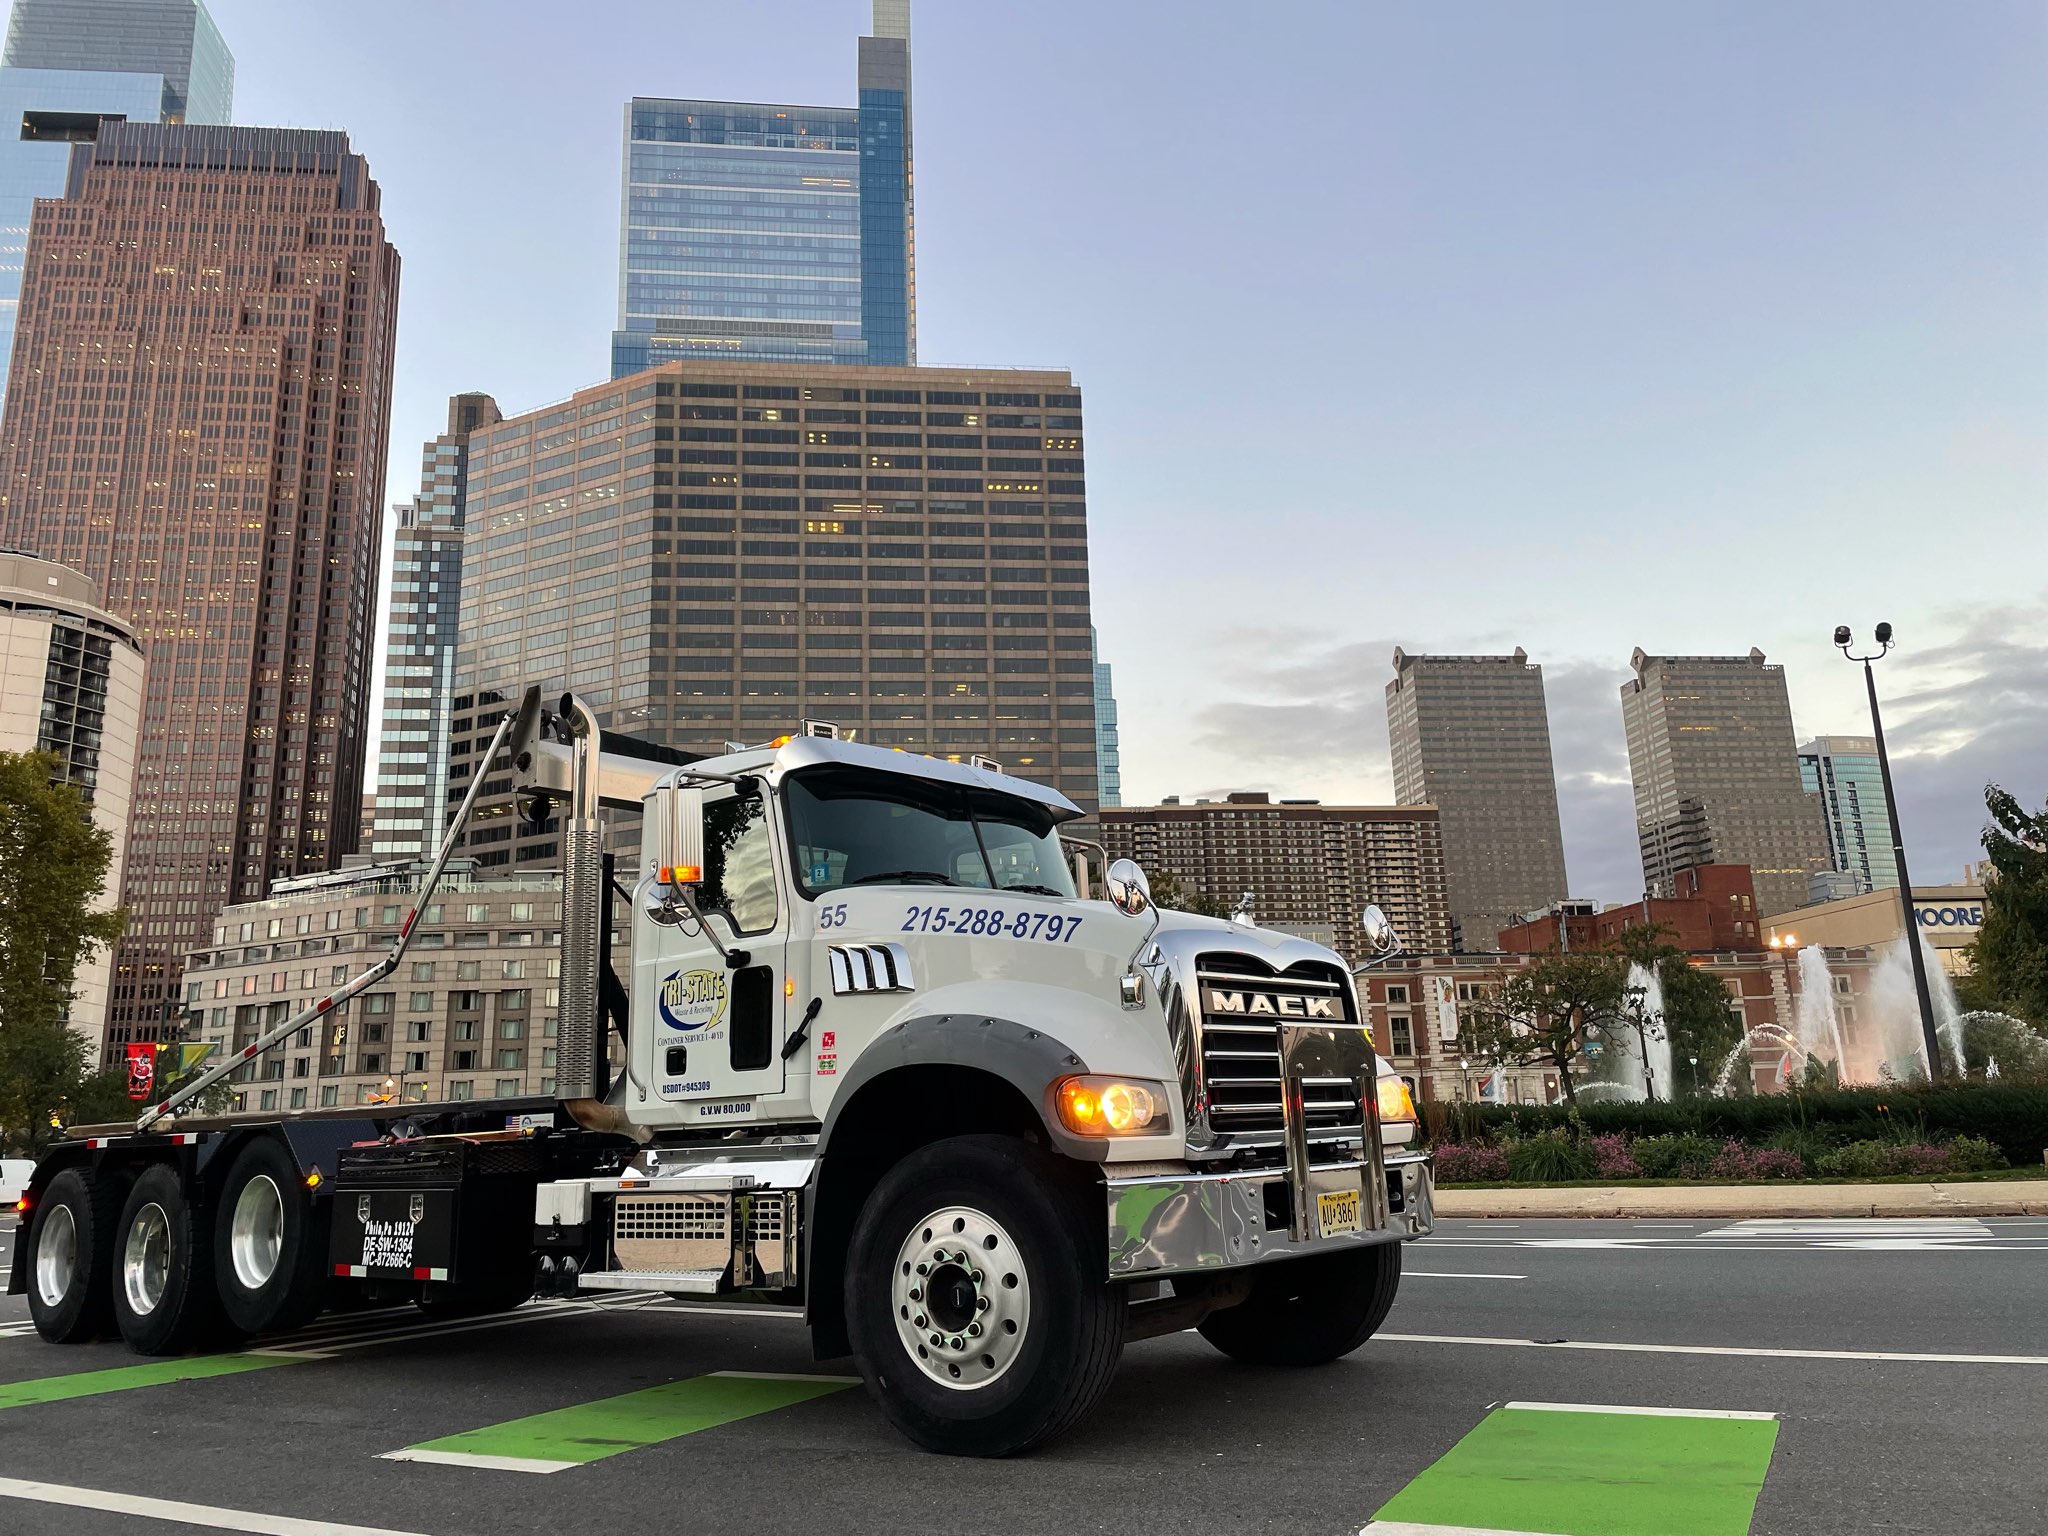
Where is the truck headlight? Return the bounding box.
[1055,1076,1171,1136]
[1376,1073,1418,1144]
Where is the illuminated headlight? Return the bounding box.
[1376,1073,1418,1144]
[1055,1076,1171,1137]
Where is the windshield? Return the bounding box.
[784,766,1077,898]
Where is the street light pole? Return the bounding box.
[1834,623,1943,1079]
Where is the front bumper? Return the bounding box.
[1106,1148,1434,1280]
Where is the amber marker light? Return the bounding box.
[1376,1074,1418,1125]
[659,864,703,885]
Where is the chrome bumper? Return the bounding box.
[1106,1149,1434,1280]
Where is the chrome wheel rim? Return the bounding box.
[122,1202,171,1317]
[230,1174,285,1291]
[889,1204,1030,1391]
[34,1203,77,1308]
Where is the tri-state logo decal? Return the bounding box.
[656,967,729,1034]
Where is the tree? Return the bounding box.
[1458,950,1629,1105]
[1146,869,1234,919]
[0,751,128,1152]
[1607,923,1746,1096]
[1967,785,2048,1027]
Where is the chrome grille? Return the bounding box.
[1196,956,1364,1135]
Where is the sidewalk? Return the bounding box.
[1435,1180,2048,1219]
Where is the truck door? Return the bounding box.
[646,783,789,1110]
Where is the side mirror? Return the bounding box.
[650,782,705,890]
[1361,904,1400,957]
[1105,858,1152,917]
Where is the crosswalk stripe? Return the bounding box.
[0,1474,432,1536]
[379,1369,857,1473]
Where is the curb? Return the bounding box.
[1434,1182,2048,1219]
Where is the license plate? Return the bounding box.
[1316,1188,1362,1236]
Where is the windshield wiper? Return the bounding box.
[848,870,960,887]
[1001,883,1065,897]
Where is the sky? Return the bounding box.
[207,0,2048,907]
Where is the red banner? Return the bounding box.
[125,1043,156,1102]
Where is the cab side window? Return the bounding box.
[700,790,777,934]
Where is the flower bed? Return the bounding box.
[1429,1122,2010,1185]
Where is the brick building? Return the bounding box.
[1498,865,1763,954]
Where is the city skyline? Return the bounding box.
[191,0,2045,906]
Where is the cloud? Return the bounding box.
[1539,658,1641,902]
[1883,593,2048,880]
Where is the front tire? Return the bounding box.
[214,1138,328,1335]
[112,1164,237,1355]
[1197,1241,1402,1367]
[25,1167,128,1343]
[846,1134,1125,1457]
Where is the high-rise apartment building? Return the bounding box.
[611,2,914,376]
[1092,627,1120,808]
[1386,647,1569,949]
[370,392,501,860]
[1797,735,1897,898]
[0,121,400,1046]
[0,0,234,406]
[0,550,144,1061]
[447,359,1095,868]
[1099,794,1455,960]
[1620,648,1830,919]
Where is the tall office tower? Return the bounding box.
[1386,647,1569,950]
[370,392,501,860]
[611,2,915,376]
[1797,735,1898,897]
[447,360,1094,868]
[1091,627,1120,808]
[0,550,145,1062]
[0,0,234,406]
[1620,648,1831,919]
[1099,795,1455,961]
[0,121,400,1047]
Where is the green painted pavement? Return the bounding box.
[1371,1403,1780,1536]
[0,1352,292,1411]
[386,1371,858,1472]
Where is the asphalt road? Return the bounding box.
[1,1215,2044,1536]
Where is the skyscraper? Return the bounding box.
[445,359,1096,868]
[1386,648,1569,949]
[370,392,500,861]
[0,0,234,406]
[1620,648,1830,918]
[0,550,144,1062]
[1797,735,1898,897]
[1091,627,1120,808]
[0,121,400,1047]
[611,2,914,377]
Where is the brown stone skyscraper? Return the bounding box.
[0,122,399,1046]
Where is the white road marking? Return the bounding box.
[1376,1332,2048,1366]
[259,1302,611,1358]
[1363,1522,1557,1536]
[640,1303,805,1320]
[379,1448,575,1475]
[1405,1271,1526,1281]
[1503,1400,1777,1421]
[0,1474,435,1536]
[1700,1219,1992,1238]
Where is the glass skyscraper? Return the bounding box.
[611,2,914,377]
[1798,735,1899,896]
[0,0,232,407]
[1092,628,1121,808]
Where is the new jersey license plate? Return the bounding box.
[1316,1187,1362,1236]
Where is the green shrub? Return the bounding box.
[1505,1131,1596,1182]
[1471,1082,2048,1165]
[1761,1126,1840,1167]
[1629,1134,1724,1179]
[1945,1135,2008,1173]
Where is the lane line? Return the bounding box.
[1406,1272,1526,1281]
[1377,1332,2048,1366]
[0,1474,433,1536]
[380,1369,857,1473]
[1370,1401,1778,1536]
[0,1352,291,1411]
[1504,1400,1777,1421]
[1364,1523,1557,1536]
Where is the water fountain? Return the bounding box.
[1864,934,1965,1081]
[1793,946,1850,1076]
[1589,964,1678,1101]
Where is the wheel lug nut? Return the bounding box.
[913,1313,927,1328]
[967,1322,982,1337]
[929,1333,942,1346]
[951,1336,965,1350]
[970,1269,983,1284]
[975,1296,989,1312]
[908,1287,921,1301]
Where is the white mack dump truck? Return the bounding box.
[12,686,1434,1455]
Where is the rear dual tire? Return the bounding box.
[213,1137,329,1336]
[24,1167,129,1343]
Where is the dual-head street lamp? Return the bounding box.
[1834,622,1942,1079]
